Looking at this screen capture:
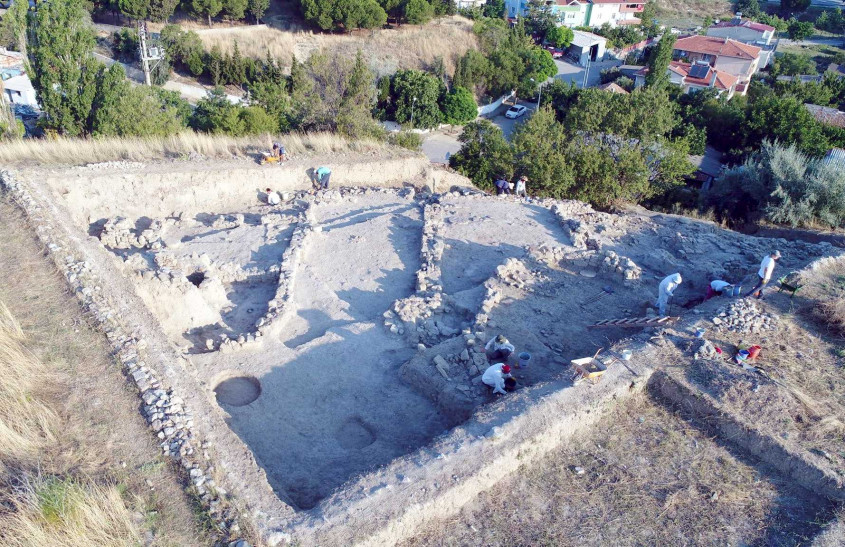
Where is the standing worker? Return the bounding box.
[315,166,332,190]
[485,334,515,363]
[514,176,528,198]
[747,250,781,299]
[656,273,682,317]
[482,363,516,395]
[494,178,510,195]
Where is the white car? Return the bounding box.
[505,105,528,119]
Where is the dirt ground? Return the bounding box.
[0,200,210,545]
[403,392,836,547]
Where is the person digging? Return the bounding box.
[272,142,286,162]
[485,334,515,363]
[705,279,735,300]
[656,273,682,317]
[746,250,781,300]
[482,363,517,395]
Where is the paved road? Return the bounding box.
[777,36,845,48]
[767,0,843,7]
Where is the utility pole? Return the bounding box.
[138,21,163,86]
[582,56,591,88]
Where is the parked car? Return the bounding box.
[545,46,564,58]
[505,105,528,119]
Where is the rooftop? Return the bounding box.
[674,35,762,60]
[711,19,775,33]
[668,61,738,91]
[571,30,607,48]
[597,82,630,94]
[805,103,845,129]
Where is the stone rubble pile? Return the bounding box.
[78,160,145,170]
[473,258,536,331]
[693,338,718,360]
[599,249,642,280]
[0,170,242,542]
[100,216,164,250]
[711,299,778,334]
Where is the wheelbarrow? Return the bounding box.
[776,274,803,298]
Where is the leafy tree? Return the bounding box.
[112,28,139,62]
[161,25,206,76]
[193,0,224,25]
[523,0,557,39]
[391,69,444,128]
[546,25,574,48]
[148,0,179,20]
[441,87,478,124]
[759,13,789,31]
[404,0,434,24]
[816,8,845,34]
[153,88,193,126]
[191,88,244,133]
[771,52,816,76]
[208,46,224,85]
[92,65,182,136]
[224,42,247,85]
[432,0,456,16]
[249,80,290,131]
[786,17,814,40]
[223,0,249,19]
[337,50,381,137]
[482,0,505,18]
[745,92,829,157]
[239,105,277,134]
[510,107,575,197]
[0,0,29,51]
[449,119,514,187]
[301,0,387,30]
[639,1,660,38]
[27,0,103,136]
[781,0,811,14]
[645,32,676,88]
[248,0,270,22]
[735,0,761,19]
[453,49,492,97]
[118,0,149,20]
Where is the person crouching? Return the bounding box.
[485,334,515,363]
[482,363,516,395]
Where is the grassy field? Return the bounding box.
[195,16,478,77]
[404,393,834,546]
[0,200,209,546]
[774,42,845,72]
[0,131,402,166]
[654,0,733,29]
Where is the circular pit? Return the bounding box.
[214,375,261,407]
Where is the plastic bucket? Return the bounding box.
[695,328,706,338]
[621,349,633,361]
[518,352,531,368]
[748,345,761,360]
[731,286,742,297]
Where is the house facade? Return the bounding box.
[672,35,762,83]
[506,0,643,28]
[0,48,38,109]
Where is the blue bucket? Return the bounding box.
[731,286,742,297]
[518,352,531,368]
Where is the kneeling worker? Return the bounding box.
[482,363,516,395]
[706,279,734,300]
[485,334,515,363]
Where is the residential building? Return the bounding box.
[566,30,607,66]
[706,16,775,46]
[597,81,629,94]
[0,48,38,109]
[672,35,762,84]
[587,0,643,27]
[633,60,740,98]
[805,103,845,129]
[505,0,643,28]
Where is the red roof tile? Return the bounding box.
[673,35,761,60]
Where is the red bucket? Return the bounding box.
[748,345,761,360]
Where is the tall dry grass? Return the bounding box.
[0,131,398,166]
[0,301,57,470]
[0,475,140,547]
[0,301,140,546]
[197,16,478,76]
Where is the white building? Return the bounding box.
[706,17,776,46]
[567,30,607,66]
[0,48,38,109]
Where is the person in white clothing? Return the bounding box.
[485,334,515,362]
[482,363,515,395]
[265,188,281,205]
[656,273,682,317]
[747,250,781,299]
[514,176,528,198]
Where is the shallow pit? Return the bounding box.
[214,375,262,407]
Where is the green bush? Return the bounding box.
[441,87,478,125]
[388,130,424,150]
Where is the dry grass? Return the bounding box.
[0,475,140,547]
[807,258,845,338]
[0,131,398,166]
[196,16,478,76]
[404,394,831,546]
[654,0,732,28]
[0,301,57,471]
[0,200,208,545]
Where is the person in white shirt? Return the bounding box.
[482,363,515,395]
[485,334,515,362]
[514,176,527,198]
[748,250,781,299]
[265,188,281,205]
[656,273,682,317]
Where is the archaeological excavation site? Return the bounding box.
[3,154,845,546]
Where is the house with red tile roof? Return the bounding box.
[805,104,845,129]
[633,60,741,98]
[597,81,630,94]
[672,35,763,83]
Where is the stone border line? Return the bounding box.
[0,170,246,544]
